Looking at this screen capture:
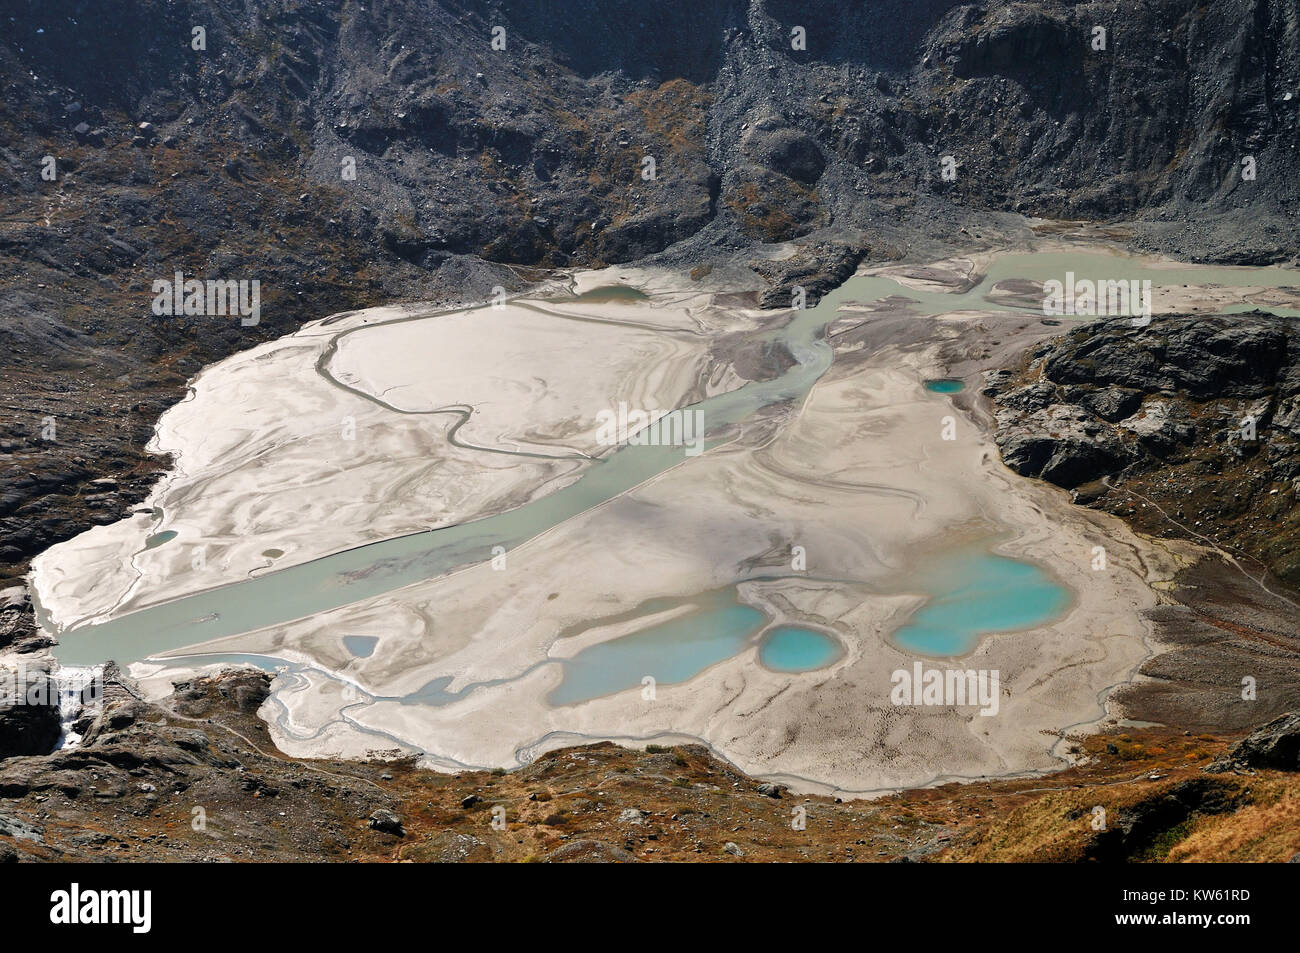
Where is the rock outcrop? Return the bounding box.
[0,589,52,655]
[1208,712,1300,772]
[989,314,1300,586]
[0,665,60,759]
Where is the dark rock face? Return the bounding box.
[0,589,53,655]
[1208,712,1300,772]
[993,396,1134,490]
[1075,387,1143,424]
[1041,321,1291,400]
[752,240,875,308]
[989,315,1300,585]
[0,667,61,759]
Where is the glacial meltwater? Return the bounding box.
[759,626,843,672]
[549,599,847,704]
[549,598,766,705]
[891,546,1072,656]
[343,635,379,658]
[924,379,965,394]
[142,531,177,550]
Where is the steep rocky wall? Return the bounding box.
[4,0,1297,270]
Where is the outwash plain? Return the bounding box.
[30,245,1294,800]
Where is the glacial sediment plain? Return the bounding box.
[34,244,1300,795]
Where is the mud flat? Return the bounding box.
[156,301,1173,794]
[30,271,751,632]
[36,245,1298,795]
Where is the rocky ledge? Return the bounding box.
[0,663,60,759]
[1209,712,1300,773]
[987,313,1300,586]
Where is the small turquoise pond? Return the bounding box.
[572,284,649,303]
[924,379,965,394]
[892,548,1071,656]
[549,601,765,706]
[343,635,378,658]
[143,530,177,550]
[759,626,842,672]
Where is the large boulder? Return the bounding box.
[994,404,1132,488]
[368,809,405,836]
[1208,712,1300,773]
[1075,386,1143,423]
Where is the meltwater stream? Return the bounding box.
[46,251,1299,670]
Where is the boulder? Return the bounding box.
[1077,386,1143,423]
[995,404,1131,488]
[368,809,404,836]
[1207,712,1300,773]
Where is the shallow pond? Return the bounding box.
[924,379,965,394]
[758,626,843,672]
[891,546,1072,656]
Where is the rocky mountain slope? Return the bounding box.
[3,0,1299,583]
[2,668,1297,863]
[989,314,1300,587]
[987,313,1300,743]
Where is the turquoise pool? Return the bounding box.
[924,379,965,394]
[891,547,1071,656]
[549,600,766,705]
[759,626,842,672]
